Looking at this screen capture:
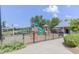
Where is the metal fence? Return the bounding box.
[0,32,62,45]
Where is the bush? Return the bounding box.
[64,34,79,47]
[0,42,26,53]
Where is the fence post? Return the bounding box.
[44,32,47,41]
[32,31,35,43]
[0,6,3,45]
[22,33,25,43]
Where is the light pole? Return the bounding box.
[0,6,2,44]
[12,24,15,36]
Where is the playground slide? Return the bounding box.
[34,23,45,35]
[37,26,45,35]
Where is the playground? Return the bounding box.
[1,5,79,54]
[2,15,79,54]
[1,16,62,45]
[1,15,79,54]
[0,15,63,53]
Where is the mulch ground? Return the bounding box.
[67,47,79,54]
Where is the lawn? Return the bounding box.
[2,29,29,36]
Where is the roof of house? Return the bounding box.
[55,20,70,28]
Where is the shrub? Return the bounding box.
[0,42,26,53]
[64,34,79,47]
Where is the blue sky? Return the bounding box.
[1,5,79,28]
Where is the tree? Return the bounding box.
[2,21,6,28]
[31,15,46,27]
[40,19,46,27]
[31,16,60,31]
[70,18,79,32]
[47,17,60,31]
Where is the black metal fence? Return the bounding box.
[0,32,63,45]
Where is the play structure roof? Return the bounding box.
[55,20,70,28]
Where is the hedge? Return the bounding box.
[64,34,79,47]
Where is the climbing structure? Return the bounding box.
[33,22,45,35]
[31,16,46,35]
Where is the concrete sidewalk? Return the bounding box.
[8,38,72,54]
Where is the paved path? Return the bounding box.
[8,38,72,54]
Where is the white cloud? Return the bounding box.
[43,5,59,17]
[13,24,19,27]
[65,15,72,18]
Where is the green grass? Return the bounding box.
[2,29,27,36]
[0,42,26,53]
[2,28,32,36]
[2,31,12,36]
[64,34,79,47]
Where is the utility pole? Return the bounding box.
[12,24,14,36]
[0,6,2,44]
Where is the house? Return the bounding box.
[53,20,70,34]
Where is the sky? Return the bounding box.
[1,5,79,28]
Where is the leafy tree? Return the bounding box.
[31,16,46,27]
[2,21,6,28]
[47,17,60,30]
[70,18,79,32]
[31,16,60,31]
[40,19,46,27]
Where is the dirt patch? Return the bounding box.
[67,47,79,54]
[63,43,79,54]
